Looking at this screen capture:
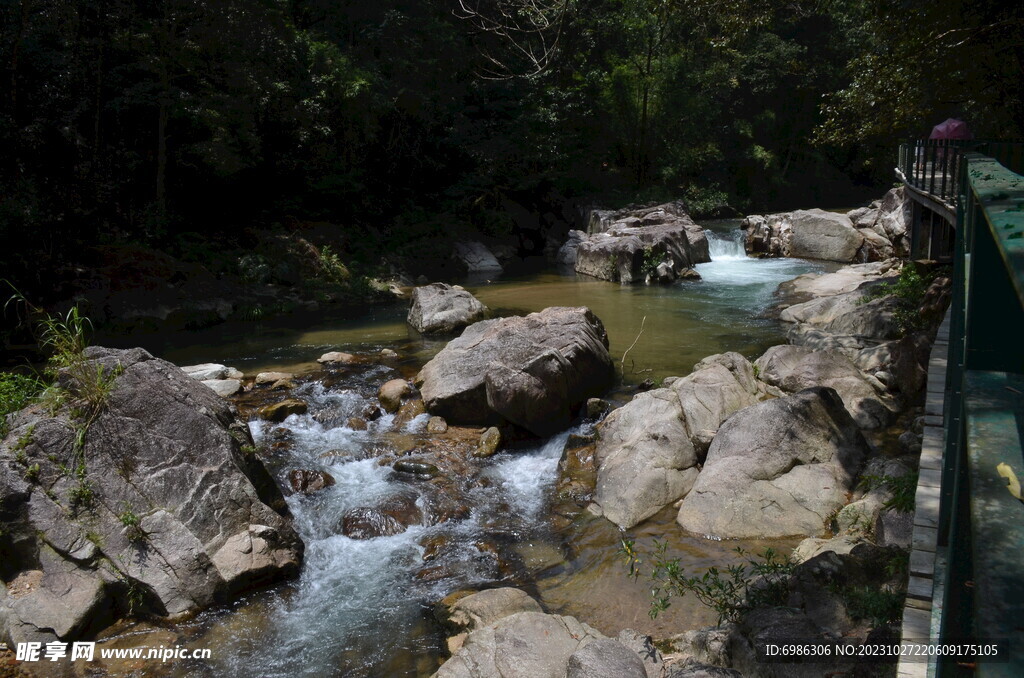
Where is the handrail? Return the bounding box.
[931,151,1024,678]
[897,140,1024,208]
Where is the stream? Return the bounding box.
[95,224,835,677]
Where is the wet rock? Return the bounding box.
[678,267,701,280]
[318,351,355,364]
[394,399,427,427]
[754,345,897,429]
[380,348,399,359]
[202,378,242,398]
[408,283,488,335]
[287,469,336,495]
[420,534,455,562]
[474,427,502,458]
[379,379,412,414]
[567,638,648,678]
[557,434,598,505]
[341,492,423,539]
[270,378,296,390]
[586,398,609,419]
[347,417,368,431]
[676,387,869,538]
[417,307,613,436]
[427,416,449,434]
[393,460,440,479]
[258,398,308,422]
[255,371,294,385]
[181,363,244,381]
[0,347,301,643]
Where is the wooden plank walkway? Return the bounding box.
[897,309,950,678]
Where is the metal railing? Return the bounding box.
[933,150,1024,677]
[897,140,1024,207]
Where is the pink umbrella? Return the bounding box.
[929,118,973,140]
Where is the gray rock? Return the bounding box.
[574,203,709,283]
[847,206,879,229]
[857,227,895,262]
[181,363,239,381]
[318,351,355,364]
[202,378,242,398]
[671,626,735,668]
[408,283,488,335]
[665,658,743,678]
[433,611,605,678]
[791,535,862,563]
[780,290,901,341]
[453,241,503,273]
[593,389,699,529]
[875,508,914,548]
[440,588,543,634]
[557,230,587,266]
[744,209,866,262]
[617,629,665,678]
[754,345,897,429]
[774,260,900,307]
[0,347,300,643]
[416,307,613,436]
[593,353,764,529]
[567,638,648,678]
[676,387,869,538]
[873,187,911,257]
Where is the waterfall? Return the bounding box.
[706,229,747,260]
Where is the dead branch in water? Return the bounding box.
[620,315,646,373]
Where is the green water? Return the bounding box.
[145,226,830,384]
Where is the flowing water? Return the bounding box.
[94,223,833,677]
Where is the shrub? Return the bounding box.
[0,372,44,437]
[622,540,794,624]
[859,472,917,513]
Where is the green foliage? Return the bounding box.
[0,373,44,436]
[316,246,351,284]
[859,265,929,336]
[640,248,663,277]
[119,509,146,543]
[831,584,904,627]
[859,472,918,513]
[622,540,794,624]
[24,463,40,482]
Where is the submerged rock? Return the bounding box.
[408,283,488,335]
[288,469,336,495]
[258,398,308,422]
[676,387,869,538]
[0,347,301,644]
[474,426,502,458]
[416,307,614,436]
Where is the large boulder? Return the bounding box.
[780,290,901,342]
[743,209,872,262]
[773,260,900,309]
[0,347,301,645]
[416,307,614,436]
[408,283,488,335]
[753,345,897,429]
[453,241,503,274]
[557,230,587,267]
[592,353,767,529]
[873,186,911,257]
[676,387,869,538]
[433,611,606,678]
[574,203,710,284]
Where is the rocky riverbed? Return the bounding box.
[1,197,949,677]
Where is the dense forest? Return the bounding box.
[1,0,1021,309]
